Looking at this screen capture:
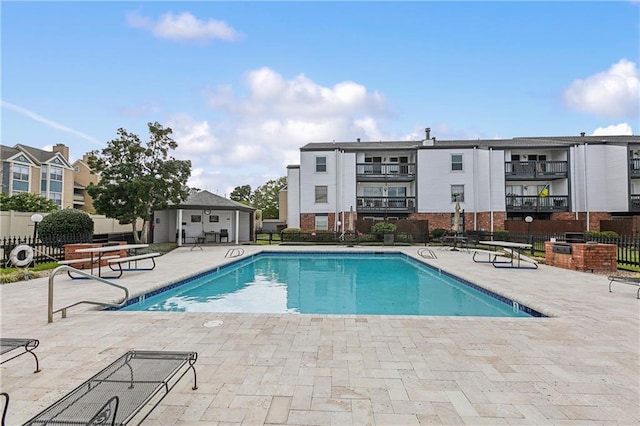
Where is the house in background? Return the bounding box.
[0,143,75,209]
[71,154,100,212]
[153,190,256,245]
[286,131,640,233]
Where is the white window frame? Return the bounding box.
[315,185,328,203]
[12,164,30,193]
[451,184,465,202]
[315,156,327,173]
[315,215,328,230]
[451,154,463,172]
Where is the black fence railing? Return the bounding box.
[258,229,638,270]
[1,232,137,268]
[468,231,639,269]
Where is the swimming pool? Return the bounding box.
[118,252,544,317]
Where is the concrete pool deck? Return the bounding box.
[1,245,638,425]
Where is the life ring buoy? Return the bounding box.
[9,244,34,267]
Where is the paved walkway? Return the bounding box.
[1,245,638,425]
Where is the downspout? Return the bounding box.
[235,210,240,244]
[335,148,340,231]
[489,147,494,231]
[583,143,589,230]
[177,209,183,247]
[473,146,478,230]
[572,145,579,220]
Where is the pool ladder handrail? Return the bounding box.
[417,247,437,259]
[48,265,130,323]
[225,247,244,258]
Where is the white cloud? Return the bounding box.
[126,11,242,42]
[1,100,103,146]
[591,122,633,136]
[563,59,639,118]
[168,67,393,195]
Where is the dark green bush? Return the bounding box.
[431,228,447,239]
[38,209,94,246]
[395,232,414,243]
[371,221,397,234]
[585,230,619,239]
[494,230,509,240]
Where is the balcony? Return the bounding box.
[631,195,640,211]
[630,159,640,177]
[506,195,569,213]
[356,163,415,182]
[505,161,568,180]
[356,196,416,213]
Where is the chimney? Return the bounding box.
[580,132,585,137]
[425,128,431,140]
[52,143,69,160]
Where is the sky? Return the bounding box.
[2,1,639,197]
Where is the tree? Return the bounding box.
[252,177,286,219]
[87,122,191,243]
[230,185,253,205]
[0,192,58,212]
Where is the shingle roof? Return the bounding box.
[166,190,256,211]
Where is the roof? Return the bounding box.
[0,144,73,168]
[300,135,640,152]
[165,190,256,212]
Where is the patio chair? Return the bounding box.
[608,275,640,299]
[23,350,197,426]
[1,392,9,426]
[0,338,41,373]
[219,229,229,242]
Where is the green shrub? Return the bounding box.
[585,230,619,239]
[494,230,509,240]
[281,227,302,234]
[371,221,397,234]
[312,230,336,242]
[395,232,414,243]
[431,228,447,239]
[38,209,94,246]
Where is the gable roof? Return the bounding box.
[1,144,73,168]
[166,190,256,212]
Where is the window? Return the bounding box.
[191,215,202,223]
[315,185,328,203]
[49,192,62,208]
[315,156,327,172]
[451,154,463,171]
[12,164,29,193]
[50,166,63,181]
[315,214,328,230]
[451,185,464,202]
[209,215,219,223]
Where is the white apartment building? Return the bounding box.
[286,132,640,233]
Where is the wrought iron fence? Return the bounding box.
[1,232,135,268]
[469,231,639,269]
[1,235,68,268]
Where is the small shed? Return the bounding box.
[152,190,256,245]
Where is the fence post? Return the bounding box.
[269,231,273,245]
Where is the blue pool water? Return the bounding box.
[118,252,542,317]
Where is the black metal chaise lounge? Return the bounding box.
[0,338,41,373]
[608,275,640,299]
[23,350,198,426]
